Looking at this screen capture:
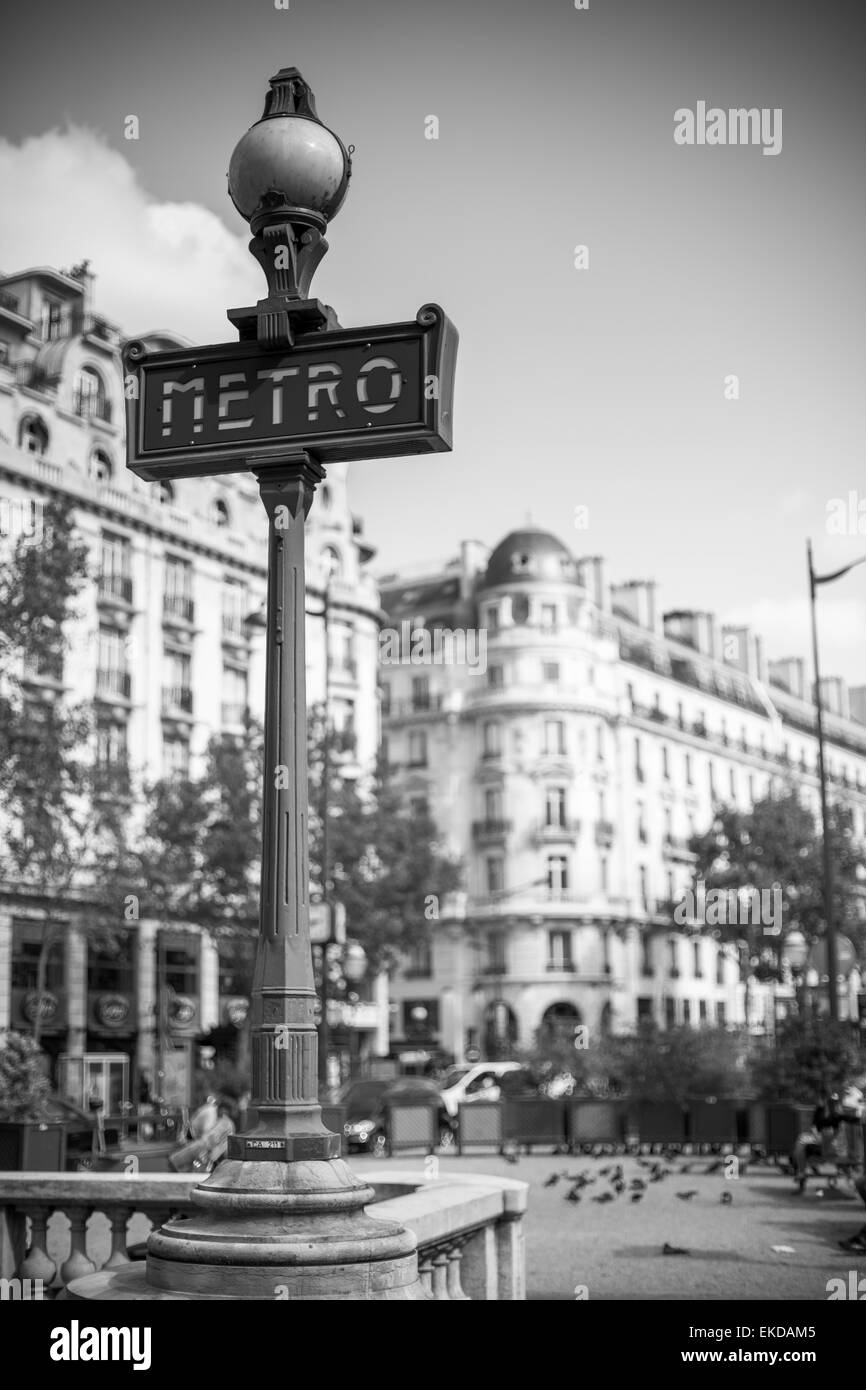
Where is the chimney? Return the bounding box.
[722,625,765,680]
[663,610,718,659]
[767,657,806,701]
[817,677,849,720]
[850,686,866,725]
[610,580,659,634]
[460,540,489,599]
[575,555,607,609]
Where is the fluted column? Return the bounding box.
[227,455,338,1161]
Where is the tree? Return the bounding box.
[687,786,866,1003]
[751,1015,861,1104]
[597,1021,748,1104]
[0,1029,52,1121]
[135,722,262,931]
[306,709,462,975]
[0,497,132,1043]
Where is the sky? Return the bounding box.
[1,0,865,683]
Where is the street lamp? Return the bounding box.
[807,540,866,1021]
[101,69,423,1300]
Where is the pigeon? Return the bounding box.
[598,1166,612,1176]
[720,1192,733,1205]
[630,1192,644,1203]
[662,1242,691,1256]
[630,1178,647,1191]
[592,1192,615,1204]
[676,1190,699,1201]
[611,1164,624,1182]
[705,1159,724,1174]
[679,1162,693,1175]
[649,1171,665,1183]
[566,1188,582,1204]
[544,1173,560,1188]
[613,1180,626,1196]
[503,1150,519,1165]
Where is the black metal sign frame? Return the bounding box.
[123,304,456,480]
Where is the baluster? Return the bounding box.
[18,1206,56,1290]
[417,1251,435,1296]
[104,1206,132,1268]
[446,1240,470,1301]
[60,1207,96,1287]
[431,1248,450,1300]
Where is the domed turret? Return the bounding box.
[480,528,578,589]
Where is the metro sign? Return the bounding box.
[123,304,456,480]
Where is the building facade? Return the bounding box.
[0,263,386,1105]
[380,528,866,1064]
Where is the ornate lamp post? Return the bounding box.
[69,67,447,1302]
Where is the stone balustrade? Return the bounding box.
[0,1168,527,1301]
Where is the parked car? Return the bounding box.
[439,1061,522,1119]
[340,1077,452,1154]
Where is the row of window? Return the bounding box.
[10,921,254,998]
[405,930,729,982]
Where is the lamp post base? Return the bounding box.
[66,1158,428,1301]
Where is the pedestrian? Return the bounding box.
[792,1090,845,1192]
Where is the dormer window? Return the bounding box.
[90,447,112,484]
[41,298,65,341]
[75,366,108,421]
[511,551,537,576]
[19,415,49,457]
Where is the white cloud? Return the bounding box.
[0,126,261,343]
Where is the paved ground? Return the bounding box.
[359,1150,866,1301]
[43,1150,866,1301]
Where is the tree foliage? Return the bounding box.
[750,1015,862,1103]
[0,1029,51,1120]
[688,785,866,967]
[596,1021,749,1104]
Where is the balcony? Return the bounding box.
[95,667,131,700]
[221,614,247,643]
[546,958,576,973]
[662,836,696,863]
[532,819,580,846]
[595,820,615,848]
[221,702,249,727]
[162,685,193,717]
[472,818,512,845]
[163,593,195,625]
[384,695,444,721]
[480,961,508,976]
[97,572,133,606]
